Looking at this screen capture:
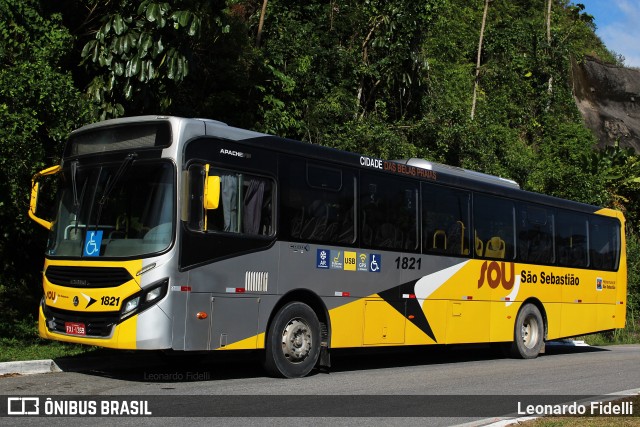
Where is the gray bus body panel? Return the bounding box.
[178,239,463,351]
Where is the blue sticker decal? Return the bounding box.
[357,253,369,272]
[330,250,344,270]
[316,249,330,269]
[84,230,103,257]
[369,253,381,272]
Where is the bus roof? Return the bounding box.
[393,158,520,189]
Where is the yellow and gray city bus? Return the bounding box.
[29,116,626,377]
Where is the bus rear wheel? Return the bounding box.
[511,303,544,359]
[264,302,320,378]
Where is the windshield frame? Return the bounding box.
[46,156,177,260]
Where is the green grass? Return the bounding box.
[0,319,95,362]
[581,330,640,346]
[579,320,640,346]
[0,337,95,362]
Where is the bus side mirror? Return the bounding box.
[204,175,220,210]
[29,165,61,230]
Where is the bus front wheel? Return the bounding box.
[511,303,544,359]
[264,301,321,378]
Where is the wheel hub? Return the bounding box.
[521,315,539,349]
[281,318,312,363]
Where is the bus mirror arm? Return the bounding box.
[29,165,61,230]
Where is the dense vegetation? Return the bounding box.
[1,0,639,350]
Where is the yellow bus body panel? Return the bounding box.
[325,253,625,349]
[38,304,138,349]
[39,258,143,349]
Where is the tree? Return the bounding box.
[0,0,90,338]
[471,0,490,120]
[545,0,553,101]
[253,0,437,142]
[256,0,268,46]
[580,141,640,219]
[75,0,230,119]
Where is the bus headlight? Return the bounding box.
[120,279,169,320]
[145,286,163,303]
[122,297,140,319]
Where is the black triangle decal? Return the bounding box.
[378,280,437,343]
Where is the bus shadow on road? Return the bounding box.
[543,341,608,355]
[53,349,266,382]
[326,342,606,374]
[52,341,607,382]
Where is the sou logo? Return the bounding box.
[477,261,515,290]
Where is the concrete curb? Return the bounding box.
[0,359,61,376]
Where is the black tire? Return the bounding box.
[511,303,544,359]
[264,302,321,378]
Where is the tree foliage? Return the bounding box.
[0,0,90,337]
[581,142,640,212]
[2,0,639,335]
[76,0,230,119]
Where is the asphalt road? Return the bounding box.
[1,343,639,426]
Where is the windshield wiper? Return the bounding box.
[94,153,137,229]
[71,160,80,210]
[69,160,84,237]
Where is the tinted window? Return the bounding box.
[307,164,342,191]
[474,195,515,259]
[517,204,554,264]
[589,217,620,270]
[360,173,418,251]
[422,185,470,256]
[281,159,355,244]
[556,212,588,268]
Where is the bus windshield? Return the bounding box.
[46,159,174,258]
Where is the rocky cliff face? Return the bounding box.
[573,57,640,152]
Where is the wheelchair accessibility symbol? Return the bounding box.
[369,254,381,272]
[83,230,103,257]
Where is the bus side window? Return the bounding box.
[556,212,588,268]
[186,164,274,236]
[589,217,620,271]
[422,184,470,257]
[473,194,515,260]
[361,173,418,251]
[280,159,356,245]
[517,204,554,264]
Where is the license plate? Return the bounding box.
[65,322,86,336]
